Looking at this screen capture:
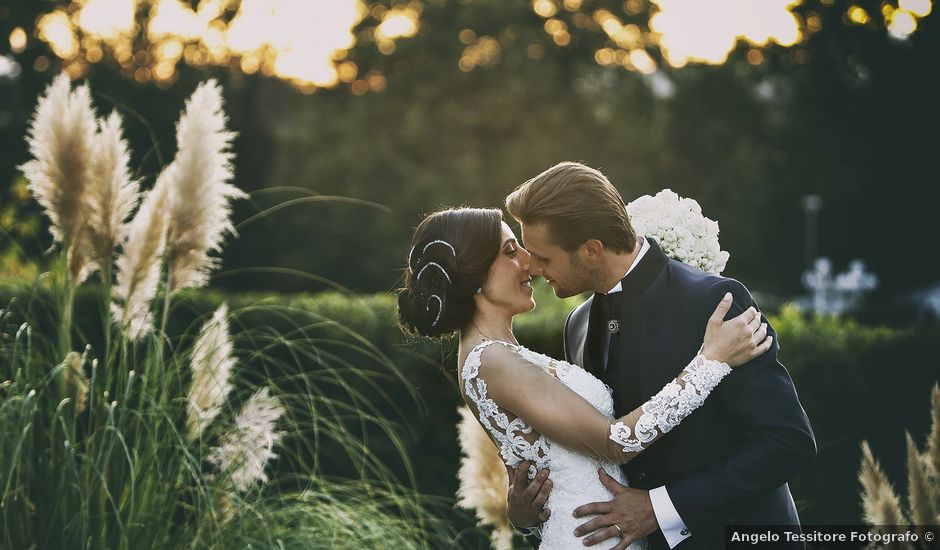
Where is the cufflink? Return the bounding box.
[681,528,690,536]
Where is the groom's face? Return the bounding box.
[520,222,593,298]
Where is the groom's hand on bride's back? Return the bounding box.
[573,469,657,549]
[507,460,552,528]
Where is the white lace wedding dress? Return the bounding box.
[462,340,649,550]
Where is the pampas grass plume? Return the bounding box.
[19,73,98,283]
[207,387,284,493]
[61,349,89,414]
[111,178,171,339]
[859,385,940,529]
[456,405,513,550]
[187,303,236,440]
[859,440,908,526]
[163,79,246,293]
[905,432,936,526]
[87,110,140,278]
[926,384,940,490]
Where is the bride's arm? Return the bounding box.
[482,293,771,464]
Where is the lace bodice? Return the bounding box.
[460,340,731,549]
[462,340,615,477]
[461,339,645,550]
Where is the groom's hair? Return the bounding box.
[505,161,636,253]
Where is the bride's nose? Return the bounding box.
[520,247,531,272]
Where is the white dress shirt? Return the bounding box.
[603,237,650,295]
[603,236,691,548]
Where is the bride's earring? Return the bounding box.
[475,287,483,295]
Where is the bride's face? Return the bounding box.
[478,222,535,315]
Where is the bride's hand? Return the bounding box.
[700,292,772,367]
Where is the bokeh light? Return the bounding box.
[530,0,932,75]
[888,9,919,38]
[31,0,421,92]
[532,0,558,19]
[649,0,801,67]
[899,0,933,17]
[9,27,27,54]
[0,55,21,78]
[77,0,137,40]
[38,10,80,59]
[848,5,871,25]
[23,0,937,87]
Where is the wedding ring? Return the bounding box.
[614,524,623,538]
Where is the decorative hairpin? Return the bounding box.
[427,294,443,327]
[416,261,453,284]
[422,240,456,256]
[408,239,456,272]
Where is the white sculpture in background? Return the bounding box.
[802,258,878,315]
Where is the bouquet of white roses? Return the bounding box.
[626,189,730,275]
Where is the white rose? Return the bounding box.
[704,218,719,237]
[656,189,680,204]
[627,195,657,217]
[713,251,730,274]
[681,197,703,215]
[674,245,690,261]
[706,237,721,255]
[686,216,707,237]
[657,203,682,227]
[691,238,710,259]
[630,214,652,235]
[673,225,693,244]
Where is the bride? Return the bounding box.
[397,208,771,549]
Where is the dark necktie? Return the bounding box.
[599,291,624,386]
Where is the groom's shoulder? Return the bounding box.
[667,260,755,303]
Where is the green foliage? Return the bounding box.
[0,276,458,549]
[7,270,937,541]
[227,294,940,527]
[89,288,939,528]
[212,482,458,549]
[772,305,940,523]
[0,175,41,282]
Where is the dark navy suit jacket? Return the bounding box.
[563,238,815,550]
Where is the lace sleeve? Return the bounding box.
[462,340,550,478]
[608,354,732,457]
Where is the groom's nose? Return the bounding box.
[527,259,543,277]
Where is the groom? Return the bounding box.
[503,162,815,550]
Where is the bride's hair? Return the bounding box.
[398,208,502,338]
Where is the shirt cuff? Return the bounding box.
[650,485,691,549]
[510,521,542,540]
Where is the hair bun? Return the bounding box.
[399,239,458,337]
[397,286,448,338]
[397,208,503,339]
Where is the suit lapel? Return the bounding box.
[606,239,670,411]
[564,238,669,384]
[565,296,593,374]
[584,295,605,378]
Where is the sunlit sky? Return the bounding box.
[30,0,410,92]
[16,0,934,91]
[649,0,802,67]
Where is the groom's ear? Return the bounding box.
[581,239,605,262]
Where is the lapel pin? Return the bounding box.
[608,320,620,334]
